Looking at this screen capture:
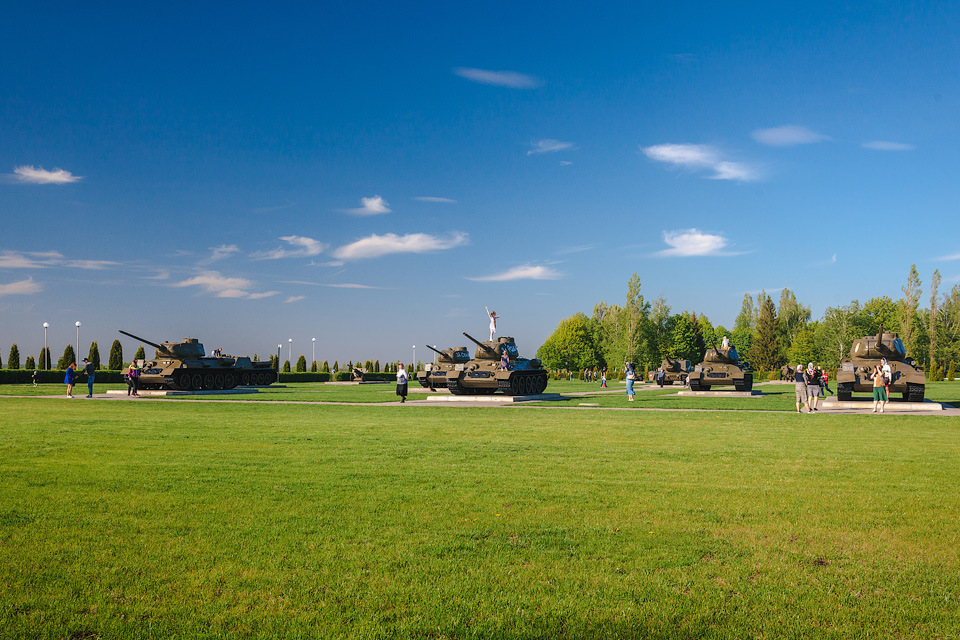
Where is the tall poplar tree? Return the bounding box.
[6,344,19,369]
[929,269,941,374]
[899,264,922,357]
[750,291,780,372]
[108,340,124,370]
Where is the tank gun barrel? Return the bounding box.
[118,329,164,351]
[424,344,444,356]
[462,332,498,355]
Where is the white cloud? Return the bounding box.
[751,125,830,147]
[0,250,117,270]
[555,243,598,255]
[453,67,541,89]
[254,235,327,260]
[560,160,573,166]
[938,253,960,261]
[0,277,42,298]
[206,244,241,263]
[467,264,563,281]
[333,231,469,260]
[325,283,378,289]
[62,259,119,270]
[641,143,758,181]
[527,139,575,155]
[345,195,391,216]
[12,165,82,184]
[285,295,306,303]
[413,196,457,203]
[862,140,915,151]
[657,229,733,257]
[173,270,278,299]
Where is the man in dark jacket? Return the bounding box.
[82,358,96,398]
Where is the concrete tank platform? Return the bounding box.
[676,390,766,397]
[820,397,948,412]
[426,393,564,403]
[106,388,260,397]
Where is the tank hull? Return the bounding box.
[835,329,926,402]
[445,334,548,396]
[134,358,277,390]
[688,349,753,391]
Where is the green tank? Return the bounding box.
[652,357,693,385]
[119,330,277,390]
[445,332,548,396]
[836,326,925,402]
[688,346,753,391]
[416,345,471,388]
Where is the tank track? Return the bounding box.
[171,369,275,391]
[500,371,548,395]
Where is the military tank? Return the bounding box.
[119,330,277,390]
[688,345,753,391]
[445,332,548,396]
[653,357,693,385]
[416,344,470,389]
[836,326,925,402]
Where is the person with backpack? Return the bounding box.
[127,359,141,397]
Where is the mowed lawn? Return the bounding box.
[2,398,959,639]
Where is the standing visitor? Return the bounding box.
[880,357,893,399]
[127,359,141,397]
[872,364,887,413]
[625,362,636,401]
[794,364,809,413]
[485,306,501,341]
[32,370,38,387]
[82,358,96,398]
[64,362,77,398]
[819,366,833,396]
[396,363,409,403]
[806,362,821,412]
[600,367,607,388]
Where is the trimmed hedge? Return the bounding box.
[277,372,332,383]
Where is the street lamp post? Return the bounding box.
[75,321,81,364]
[288,339,292,367]
[42,322,49,370]
[433,345,437,364]
[312,338,316,368]
[412,345,416,371]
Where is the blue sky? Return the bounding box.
[2,1,959,364]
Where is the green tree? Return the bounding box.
[134,346,146,360]
[332,360,339,372]
[777,288,811,361]
[732,293,755,357]
[928,269,941,374]
[322,360,330,373]
[282,360,291,372]
[787,327,818,367]
[108,339,124,370]
[310,360,318,372]
[750,291,780,372]
[899,264,922,358]
[536,313,600,371]
[669,315,698,363]
[374,359,380,372]
[39,347,51,370]
[87,341,101,370]
[58,344,77,370]
[25,355,36,370]
[7,343,20,369]
[948,361,956,381]
[296,355,307,372]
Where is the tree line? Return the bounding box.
[536,267,960,380]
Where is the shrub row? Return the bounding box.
[0,369,401,385]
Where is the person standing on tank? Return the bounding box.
[82,358,96,399]
[396,362,409,403]
[485,306,501,341]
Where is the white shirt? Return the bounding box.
[881,363,892,382]
[397,369,408,384]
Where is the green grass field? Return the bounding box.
[2,388,960,638]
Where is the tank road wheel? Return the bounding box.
[177,372,192,390]
[689,378,702,391]
[214,373,226,390]
[203,373,215,390]
[224,373,237,389]
[525,375,536,395]
[507,377,521,396]
[447,378,463,395]
[241,372,251,386]
[191,373,203,390]
[536,374,548,394]
[837,382,853,402]
[907,383,925,403]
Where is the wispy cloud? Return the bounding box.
[454,67,541,89]
[0,276,42,298]
[252,201,297,213]
[555,243,598,255]
[642,144,758,181]
[333,232,469,260]
[862,140,915,151]
[285,295,306,303]
[204,244,241,263]
[344,195,391,216]
[467,264,563,281]
[0,250,117,270]
[413,196,457,203]
[751,125,830,147]
[527,139,575,155]
[560,160,573,166]
[11,165,82,184]
[280,279,381,289]
[657,229,736,257]
[253,235,326,260]
[173,271,279,299]
[938,253,960,261]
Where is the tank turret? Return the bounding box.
[836,325,925,402]
[118,329,276,391]
[415,344,470,389]
[653,357,693,384]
